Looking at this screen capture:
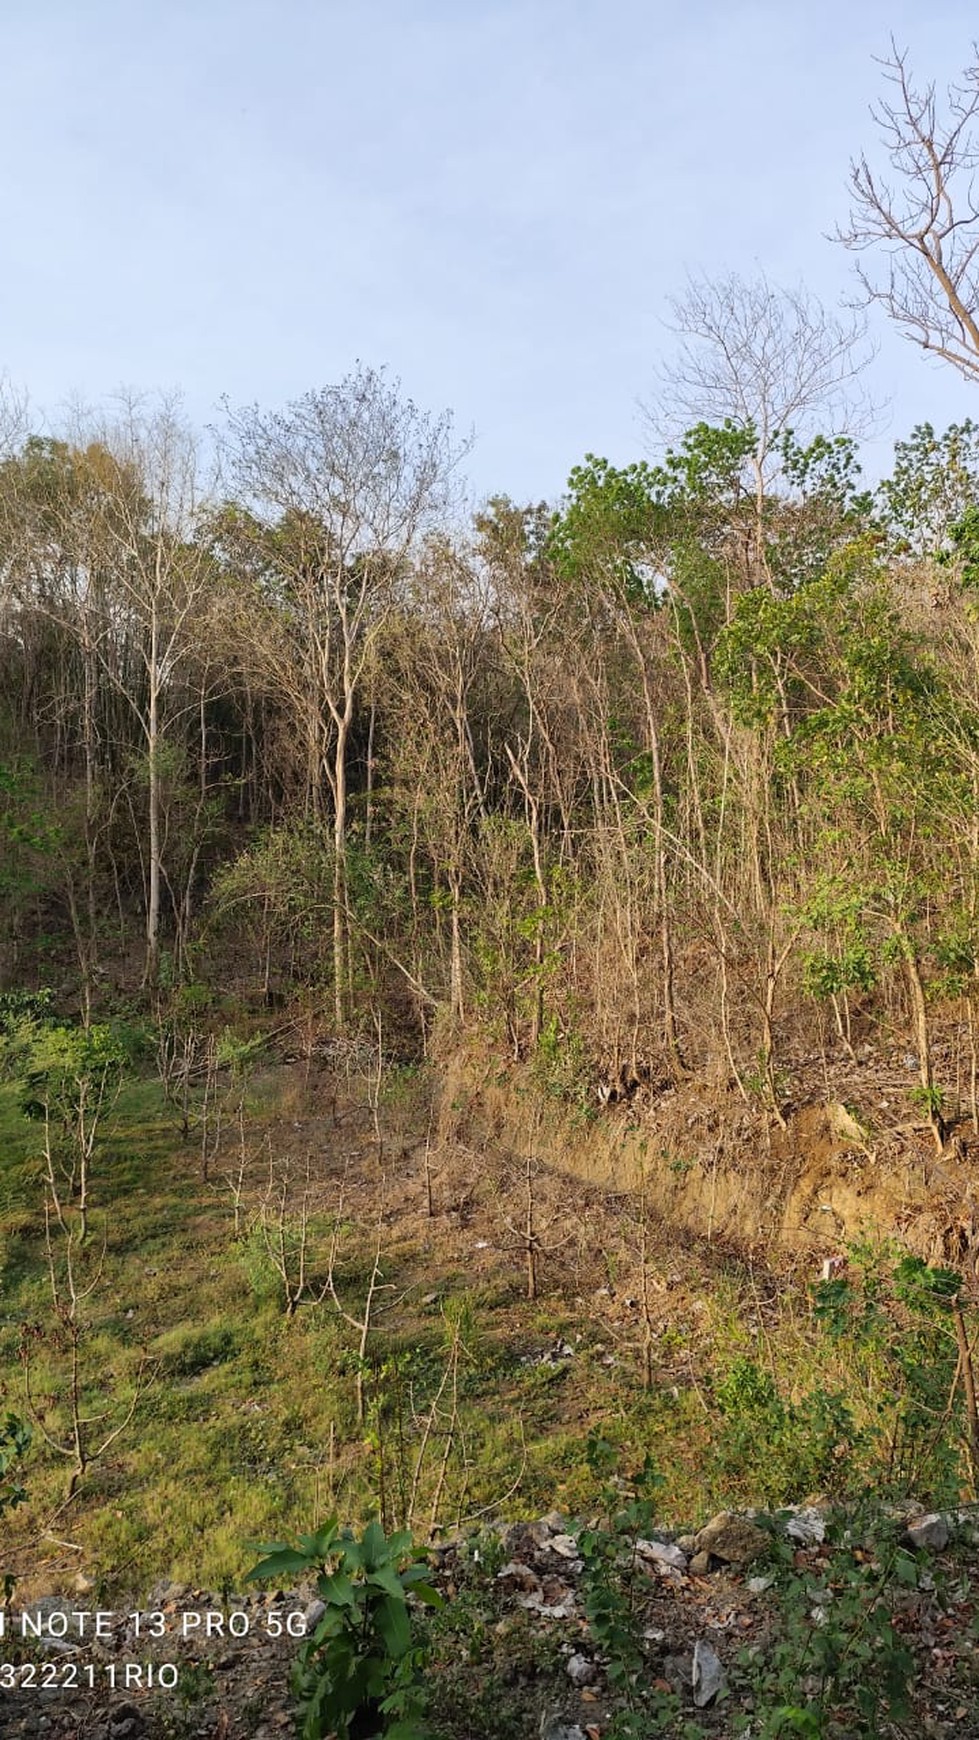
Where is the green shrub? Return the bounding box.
[813,1248,970,1502]
[742,1507,918,1737]
[245,1517,441,1740]
[714,1358,855,1506]
[0,1413,31,1519]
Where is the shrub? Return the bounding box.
[714,1358,856,1506]
[245,1517,441,1740]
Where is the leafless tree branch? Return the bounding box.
[839,38,979,382]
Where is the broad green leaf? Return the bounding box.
[361,1518,386,1568]
[243,1547,310,1582]
[375,1593,411,1658]
[319,1570,356,1607]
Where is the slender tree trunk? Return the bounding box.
[145,612,161,988]
[332,713,350,1030]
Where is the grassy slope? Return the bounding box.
[0,1056,966,1604]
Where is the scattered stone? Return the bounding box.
[521,1339,575,1366]
[145,1579,192,1608]
[16,1601,88,1640]
[636,1538,688,1573]
[566,1652,597,1686]
[503,1519,553,1555]
[675,1533,698,1554]
[549,1534,583,1562]
[108,1705,144,1737]
[694,1512,768,1565]
[786,1507,827,1546]
[497,1559,541,1592]
[692,1639,726,1708]
[907,1514,950,1552]
[689,1551,712,1576]
[747,1574,774,1594]
[540,1722,587,1740]
[517,1575,577,1619]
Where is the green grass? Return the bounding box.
[0,1058,974,1605]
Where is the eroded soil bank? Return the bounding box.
[438,1038,979,1277]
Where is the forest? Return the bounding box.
[2,375,979,1140]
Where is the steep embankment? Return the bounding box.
[438,1038,979,1276]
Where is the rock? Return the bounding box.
[542,1339,575,1363]
[675,1533,698,1554]
[549,1534,583,1562]
[304,1597,326,1629]
[689,1551,712,1575]
[907,1513,950,1551]
[953,1511,979,1546]
[145,1579,192,1607]
[566,1652,596,1686]
[517,1575,577,1619]
[503,1519,552,1556]
[636,1537,687,1572]
[694,1512,768,1565]
[692,1639,726,1708]
[786,1507,827,1546]
[540,1723,587,1740]
[497,1560,541,1592]
[747,1574,774,1594]
[109,1706,144,1736]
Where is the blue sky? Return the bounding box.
[2,0,978,502]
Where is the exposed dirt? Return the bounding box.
[438,1031,979,1281]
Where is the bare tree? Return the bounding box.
[840,40,979,383]
[326,1201,400,1424]
[0,375,29,463]
[221,366,464,1028]
[497,1154,571,1301]
[650,271,874,467]
[259,1145,330,1317]
[85,396,217,986]
[22,1204,151,1499]
[2,399,219,987]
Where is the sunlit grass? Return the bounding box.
[0,1058,967,1603]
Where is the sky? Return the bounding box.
[2,0,978,504]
